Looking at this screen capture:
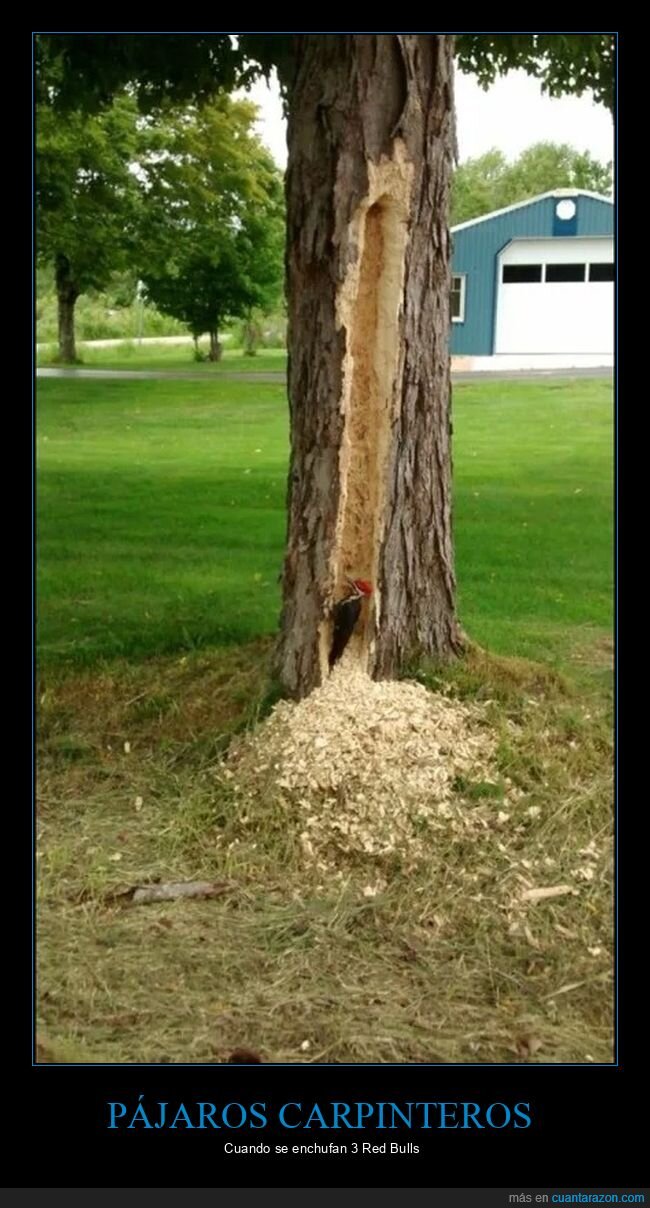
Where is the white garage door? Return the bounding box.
[495,237,614,355]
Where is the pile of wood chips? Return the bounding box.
[224,657,501,873]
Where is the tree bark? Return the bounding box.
[55,254,79,363]
[208,328,222,361]
[277,34,463,698]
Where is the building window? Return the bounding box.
[589,262,614,282]
[451,274,466,322]
[502,264,542,283]
[545,263,586,283]
[555,198,577,221]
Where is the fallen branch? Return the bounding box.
[544,980,586,1000]
[106,880,230,907]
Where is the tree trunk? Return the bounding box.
[277,34,463,698]
[208,328,222,361]
[243,319,261,356]
[55,254,79,363]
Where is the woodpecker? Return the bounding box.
[329,578,373,669]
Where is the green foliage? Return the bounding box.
[503,141,612,199]
[452,141,613,224]
[35,33,254,112]
[135,96,285,344]
[452,148,509,225]
[232,308,287,352]
[36,33,615,114]
[455,34,614,113]
[103,270,139,309]
[36,93,141,295]
[36,288,186,344]
[36,343,287,371]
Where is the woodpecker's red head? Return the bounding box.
[351,579,373,597]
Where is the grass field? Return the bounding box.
[38,375,612,671]
[37,340,288,375]
[37,374,614,1065]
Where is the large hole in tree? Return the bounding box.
[326,189,410,675]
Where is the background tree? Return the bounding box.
[135,97,284,359]
[36,94,140,362]
[35,33,615,694]
[451,141,612,224]
[451,148,509,226]
[241,310,264,356]
[500,140,612,204]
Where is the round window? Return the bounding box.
[556,199,577,221]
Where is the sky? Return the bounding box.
[244,67,614,172]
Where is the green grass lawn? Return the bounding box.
[38,378,288,664]
[454,377,613,668]
[37,374,613,1065]
[37,374,613,673]
[37,340,288,375]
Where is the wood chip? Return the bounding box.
[224,659,499,871]
[521,885,577,902]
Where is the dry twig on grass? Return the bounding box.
[104,880,230,907]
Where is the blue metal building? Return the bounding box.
[450,189,614,365]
